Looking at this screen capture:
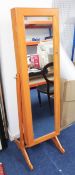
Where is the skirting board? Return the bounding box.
[8,131,20,141]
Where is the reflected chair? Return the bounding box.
[37,62,54,107]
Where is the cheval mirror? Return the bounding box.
[11,8,65,170]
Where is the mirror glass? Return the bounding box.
[24,16,54,139]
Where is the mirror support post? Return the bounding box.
[15,74,33,170]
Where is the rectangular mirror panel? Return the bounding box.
[24,16,54,139]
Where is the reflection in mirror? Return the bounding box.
[25,16,54,138]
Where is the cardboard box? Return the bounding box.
[60,78,75,129]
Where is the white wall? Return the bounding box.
[0,0,53,140]
[0,0,75,140]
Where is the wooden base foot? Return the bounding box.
[14,136,65,170]
[15,139,33,170]
[52,136,65,153]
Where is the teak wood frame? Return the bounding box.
[11,8,65,170]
